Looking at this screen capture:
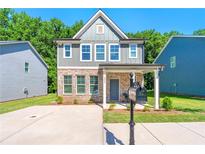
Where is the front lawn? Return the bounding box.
[147,91,205,112]
[0,94,57,114]
[104,91,205,123]
[104,110,205,123]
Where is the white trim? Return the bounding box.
[109,78,120,101]
[103,71,107,108]
[58,66,98,69]
[109,43,121,62]
[76,75,86,95]
[94,43,106,62]
[89,75,99,96]
[63,44,72,58]
[73,10,128,39]
[96,24,104,34]
[129,44,138,58]
[63,75,72,95]
[80,43,92,62]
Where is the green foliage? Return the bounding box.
[162,97,173,111]
[127,30,182,89]
[73,99,78,104]
[108,104,116,110]
[143,104,151,112]
[56,96,63,104]
[193,29,205,35]
[0,8,83,93]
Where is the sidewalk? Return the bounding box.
[104,122,205,145]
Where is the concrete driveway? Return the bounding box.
[104,122,205,145]
[0,105,103,145]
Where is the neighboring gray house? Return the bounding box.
[0,41,48,102]
[154,36,205,96]
[55,10,164,109]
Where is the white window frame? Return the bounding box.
[109,43,120,62]
[63,44,72,58]
[63,75,72,95]
[89,76,99,95]
[94,43,106,62]
[76,75,86,95]
[80,43,92,62]
[96,24,104,34]
[170,56,176,68]
[129,44,138,58]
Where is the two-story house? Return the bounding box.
[55,10,163,109]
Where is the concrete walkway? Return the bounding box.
[104,123,205,145]
[0,105,103,145]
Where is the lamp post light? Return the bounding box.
[129,72,135,145]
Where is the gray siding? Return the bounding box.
[80,17,121,41]
[0,43,48,102]
[58,16,143,67]
[155,37,205,96]
[58,43,143,67]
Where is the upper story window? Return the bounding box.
[129,44,138,58]
[96,24,104,34]
[95,44,106,61]
[80,44,92,61]
[25,62,29,73]
[109,44,120,61]
[170,56,176,68]
[64,44,72,58]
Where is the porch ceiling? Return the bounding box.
[99,63,164,73]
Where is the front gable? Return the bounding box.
[80,17,121,41]
[73,10,128,40]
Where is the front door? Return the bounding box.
[110,79,119,101]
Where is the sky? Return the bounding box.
[15,8,205,34]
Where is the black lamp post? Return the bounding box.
[129,72,135,145]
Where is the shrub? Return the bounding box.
[143,105,150,112]
[162,97,173,111]
[88,98,94,104]
[126,104,130,111]
[56,96,63,104]
[108,104,116,110]
[73,99,78,104]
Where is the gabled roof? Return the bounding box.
[153,35,205,64]
[0,41,48,69]
[73,9,128,39]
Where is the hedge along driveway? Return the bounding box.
[0,94,57,114]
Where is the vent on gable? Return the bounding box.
[96,24,104,34]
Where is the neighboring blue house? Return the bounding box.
[154,36,205,97]
[0,41,48,102]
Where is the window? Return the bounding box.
[64,44,72,58]
[95,44,106,61]
[90,76,98,95]
[96,25,104,34]
[109,44,120,61]
[64,75,72,94]
[170,56,176,68]
[25,62,29,73]
[129,44,137,58]
[77,76,85,94]
[80,44,92,61]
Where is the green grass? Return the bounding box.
[0,94,57,114]
[104,111,205,123]
[104,91,205,123]
[147,91,205,113]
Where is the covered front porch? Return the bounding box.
[99,64,164,109]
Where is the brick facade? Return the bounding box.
[58,68,142,104]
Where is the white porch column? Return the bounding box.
[141,73,144,87]
[154,69,160,110]
[103,70,107,109]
